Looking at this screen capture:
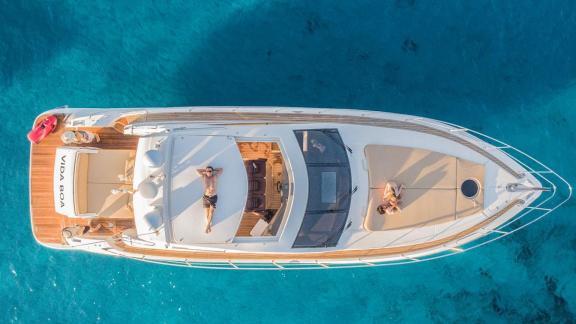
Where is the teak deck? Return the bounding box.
[235,142,284,236]
[29,115,138,245]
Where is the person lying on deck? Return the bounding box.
[377,181,405,215]
[196,166,223,233]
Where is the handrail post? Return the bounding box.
[481,228,509,235]
[401,254,420,262]
[272,261,284,269]
[316,261,329,268]
[361,260,375,266]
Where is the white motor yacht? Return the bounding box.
[28,107,571,269]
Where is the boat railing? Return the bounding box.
[401,117,572,250]
[107,114,571,270]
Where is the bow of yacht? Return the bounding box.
[28,107,571,269]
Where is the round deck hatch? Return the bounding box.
[461,178,480,199]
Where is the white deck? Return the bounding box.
[169,135,247,244]
[75,106,541,258]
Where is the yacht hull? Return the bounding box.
[28,106,571,269]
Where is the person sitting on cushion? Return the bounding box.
[377,181,405,215]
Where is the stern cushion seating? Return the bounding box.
[364,145,485,231]
[75,149,135,217]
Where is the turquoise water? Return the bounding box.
[2,0,576,322]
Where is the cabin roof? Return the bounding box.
[133,135,248,244]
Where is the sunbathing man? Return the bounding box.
[377,181,405,215]
[197,166,223,233]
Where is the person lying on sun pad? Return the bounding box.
[377,181,404,215]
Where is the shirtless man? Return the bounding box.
[196,166,223,233]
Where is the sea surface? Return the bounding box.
[1,1,576,323]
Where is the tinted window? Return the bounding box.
[293,211,349,248]
[293,129,352,248]
[305,165,351,212]
[294,129,348,164]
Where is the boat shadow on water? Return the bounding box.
[175,0,576,118]
[0,1,78,87]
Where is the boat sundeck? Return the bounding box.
[28,107,571,269]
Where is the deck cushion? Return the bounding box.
[363,145,487,231]
[365,145,457,189]
[365,188,457,231]
[86,183,120,214]
[97,192,132,218]
[78,149,134,215]
[75,153,89,214]
[87,149,134,184]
